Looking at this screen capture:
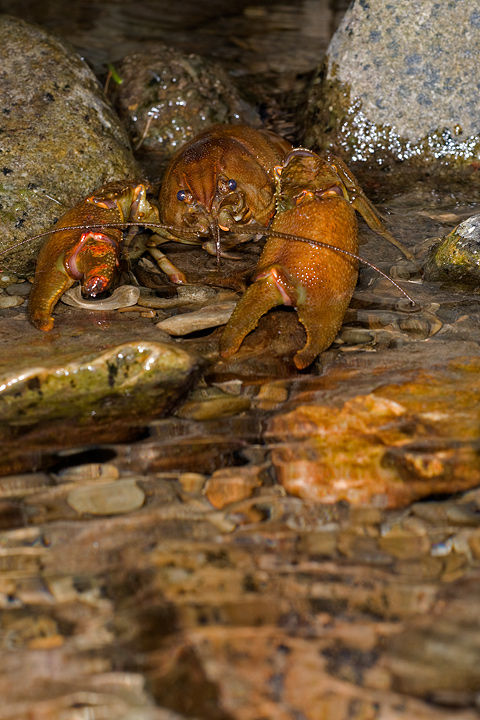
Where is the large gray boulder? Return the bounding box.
[302,0,480,183]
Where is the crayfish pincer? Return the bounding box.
[220,148,413,369]
[28,181,160,331]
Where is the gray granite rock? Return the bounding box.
[0,16,138,276]
[303,0,480,179]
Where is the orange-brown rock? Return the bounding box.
[268,358,480,508]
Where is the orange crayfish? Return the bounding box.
[220,148,415,369]
[9,124,413,347]
[24,124,293,331]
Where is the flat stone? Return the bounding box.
[156,301,236,336]
[5,283,31,297]
[61,285,141,310]
[0,296,24,309]
[67,479,145,515]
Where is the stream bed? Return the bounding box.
[0,2,479,718]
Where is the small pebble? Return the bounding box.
[254,381,289,411]
[178,472,206,494]
[67,479,145,515]
[204,466,262,509]
[156,301,236,336]
[0,295,24,308]
[177,392,251,420]
[0,472,52,497]
[55,463,120,484]
[138,285,216,309]
[5,283,31,297]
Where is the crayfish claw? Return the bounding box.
[28,264,74,331]
[220,274,284,358]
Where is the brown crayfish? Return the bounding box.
[5,123,414,368]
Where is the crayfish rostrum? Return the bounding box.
[8,123,414,368]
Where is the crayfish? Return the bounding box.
[4,124,415,369]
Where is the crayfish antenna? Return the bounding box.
[209,219,222,266]
[0,222,204,260]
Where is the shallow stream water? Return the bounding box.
[1,2,480,719]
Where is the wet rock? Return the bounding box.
[0,295,24,309]
[0,472,52,498]
[138,285,217,310]
[177,472,207,494]
[423,213,480,285]
[5,283,31,297]
[0,342,199,427]
[204,465,263,509]
[111,46,260,178]
[156,301,237,336]
[0,16,138,276]
[176,386,251,420]
[303,0,480,182]
[385,579,480,705]
[67,479,145,516]
[55,463,120,485]
[268,357,480,508]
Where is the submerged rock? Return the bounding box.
[111,46,260,179]
[303,0,480,181]
[0,16,138,276]
[0,342,199,427]
[268,357,480,508]
[424,213,480,286]
[67,479,145,516]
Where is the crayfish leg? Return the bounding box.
[326,153,413,260]
[146,245,187,284]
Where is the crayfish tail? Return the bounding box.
[220,276,283,358]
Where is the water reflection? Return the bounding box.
[1,3,480,718]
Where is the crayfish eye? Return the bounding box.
[177,189,187,202]
[227,179,237,192]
